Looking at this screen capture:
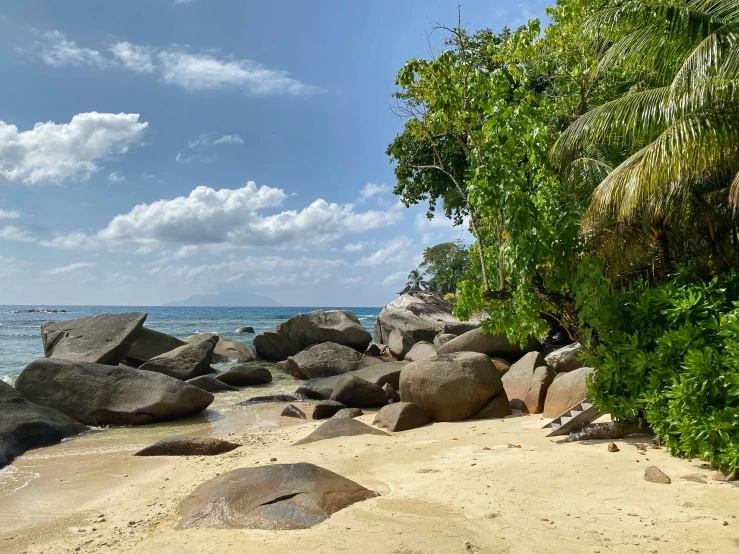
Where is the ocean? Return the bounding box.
[0,305,382,385]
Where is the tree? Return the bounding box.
[419,240,470,294]
[406,269,429,290]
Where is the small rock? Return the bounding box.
[270,458,277,462]
[608,443,619,452]
[280,405,307,419]
[644,466,671,484]
[312,400,347,420]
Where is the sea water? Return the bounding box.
[0,305,381,385]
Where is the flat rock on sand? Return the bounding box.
[294,418,388,445]
[41,312,147,365]
[177,463,377,530]
[135,437,240,456]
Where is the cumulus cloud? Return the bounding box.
[0,209,21,219]
[381,271,407,286]
[358,183,389,201]
[48,261,96,274]
[25,31,319,96]
[0,112,148,184]
[108,172,125,182]
[42,181,403,251]
[356,235,415,267]
[0,225,36,242]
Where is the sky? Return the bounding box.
[0,0,548,307]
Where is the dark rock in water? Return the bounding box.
[471,390,512,419]
[234,326,255,334]
[373,402,430,432]
[176,463,377,530]
[330,375,387,408]
[15,359,214,426]
[0,381,86,468]
[295,361,407,400]
[400,352,503,422]
[135,437,240,456]
[125,327,186,367]
[185,333,258,363]
[41,312,147,365]
[216,364,272,386]
[139,337,218,380]
[281,404,307,419]
[254,310,372,361]
[239,394,303,405]
[15,308,67,314]
[332,408,363,419]
[284,342,383,380]
[382,383,401,404]
[312,400,346,420]
[294,418,388,445]
[186,375,238,393]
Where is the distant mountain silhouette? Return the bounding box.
[166,292,281,307]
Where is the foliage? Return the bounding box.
[587,268,739,472]
[418,240,471,294]
[406,269,428,290]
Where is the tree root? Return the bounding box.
[559,416,652,443]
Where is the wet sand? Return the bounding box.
[1,405,737,554]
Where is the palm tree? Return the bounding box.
[554,0,739,276]
[406,269,429,290]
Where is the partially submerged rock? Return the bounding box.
[176,463,377,530]
[239,394,303,406]
[543,367,593,418]
[185,333,258,363]
[373,402,430,432]
[501,352,555,414]
[135,437,240,456]
[295,362,406,400]
[294,418,388,445]
[544,342,584,373]
[186,375,238,393]
[312,400,347,420]
[234,326,255,334]
[139,337,218,380]
[281,405,307,419]
[0,381,87,468]
[284,342,383,380]
[399,352,503,422]
[216,365,272,386]
[15,359,214,426]
[41,312,147,365]
[330,375,387,408]
[125,327,186,367]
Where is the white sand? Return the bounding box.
[1,405,736,554]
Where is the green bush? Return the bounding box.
[587,268,739,473]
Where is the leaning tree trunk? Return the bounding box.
[560,415,652,443]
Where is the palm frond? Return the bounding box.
[730,168,739,209]
[565,157,613,197]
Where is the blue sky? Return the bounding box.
[0,0,546,307]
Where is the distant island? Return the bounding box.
[166,292,281,307]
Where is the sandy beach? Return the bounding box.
[1,402,736,554]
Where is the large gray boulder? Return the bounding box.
[330,375,387,408]
[41,312,147,365]
[374,292,480,345]
[471,390,511,419]
[295,361,407,400]
[254,310,372,361]
[404,341,437,362]
[125,327,186,366]
[294,418,388,445]
[185,333,258,363]
[373,402,430,432]
[543,367,593,417]
[139,337,218,380]
[501,352,555,414]
[388,328,414,360]
[176,463,377,530]
[436,327,537,360]
[0,381,87,468]
[283,342,383,380]
[399,352,502,422]
[544,342,584,373]
[15,359,214,426]
[186,375,238,393]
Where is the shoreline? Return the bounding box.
[1,404,736,554]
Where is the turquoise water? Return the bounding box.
[0,306,381,385]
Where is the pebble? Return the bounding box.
[608,443,619,452]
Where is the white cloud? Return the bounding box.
[26,31,319,96]
[109,42,156,74]
[213,134,243,145]
[358,183,390,202]
[43,181,402,251]
[381,270,406,286]
[108,172,125,182]
[356,235,414,267]
[173,0,195,4]
[48,261,96,275]
[344,241,368,252]
[0,112,148,184]
[415,212,471,243]
[0,225,36,242]
[0,256,31,281]
[0,209,21,219]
